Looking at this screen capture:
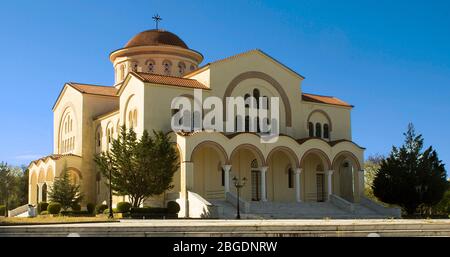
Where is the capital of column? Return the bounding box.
[295,168,302,175]
[260,166,268,173]
[222,165,232,172]
[327,170,334,176]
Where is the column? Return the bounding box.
[37,182,44,203]
[295,168,302,202]
[327,170,334,201]
[222,165,232,194]
[356,170,364,202]
[180,161,194,218]
[260,166,268,202]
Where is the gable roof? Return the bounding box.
[302,93,353,108]
[68,83,118,97]
[184,49,305,79]
[132,72,209,90]
[53,82,118,111]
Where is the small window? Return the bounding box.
[245,115,249,132]
[308,122,314,137]
[315,123,322,138]
[147,60,155,73]
[190,64,195,71]
[178,62,186,75]
[323,124,330,139]
[251,159,258,169]
[163,60,171,75]
[288,168,294,188]
[131,62,138,72]
[253,89,260,108]
[244,94,250,108]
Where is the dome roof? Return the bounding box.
[124,29,188,49]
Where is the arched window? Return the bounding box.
[315,123,322,138]
[308,122,314,137]
[244,93,250,108]
[253,89,260,109]
[323,124,330,139]
[146,60,155,73]
[60,111,76,153]
[288,168,294,188]
[96,131,101,147]
[245,115,249,132]
[163,60,171,75]
[178,62,186,75]
[96,173,101,195]
[221,168,225,186]
[131,61,138,72]
[133,109,138,128]
[190,64,195,71]
[262,96,268,109]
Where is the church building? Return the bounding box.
[27,26,399,218]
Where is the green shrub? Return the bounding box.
[0,205,5,216]
[167,201,180,214]
[103,208,115,215]
[47,202,62,214]
[95,204,108,214]
[86,203,96,214]
[71,203,81,211]
[38,202,49,213]
[116,202,132,213]
[40,211,49,215]
[130,207,167,214]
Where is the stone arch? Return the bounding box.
[307,109,333,131]
[46,166,54,182]
[332,151,362,171]
[230,143,266,167]
[38,168,45,183]
[300,149,331,170]
[266,146,299,168]
[223,71,292,127]
[123,94,136,128]
[66,167,83,180]
[190,140,228,164]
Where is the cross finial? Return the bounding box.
[152,14,162,29]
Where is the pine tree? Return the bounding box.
[373,123,447,215]
[94,127,179,207]
[48,165,83,210]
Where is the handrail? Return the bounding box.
[330,194,355,213]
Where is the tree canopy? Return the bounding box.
[47,165,83,210]
[94,127,179,207]
[372,123,448,215]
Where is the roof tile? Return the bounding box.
[134,72,209,90]
[302,93,352,107]
[69,83,118,97]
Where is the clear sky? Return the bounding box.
[0,0,449,174]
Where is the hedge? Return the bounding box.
[0,205,5,216]
[116,202,132,213]
[71,203,81,211]
[47,202,62,214]
[167,201,180,214]
[38,202,49,213]
[95,204,108,214]
[86,203,96,214]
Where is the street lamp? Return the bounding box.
[232,176,247,219]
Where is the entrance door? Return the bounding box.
[316,173,325,202]
[251,170,260,201]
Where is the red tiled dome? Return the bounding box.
[125,29,188,49]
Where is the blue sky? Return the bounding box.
[0,0,449,174]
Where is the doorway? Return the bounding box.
[316,173,325,202]
[251,170,260,201]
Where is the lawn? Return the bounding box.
[0,216,117,226]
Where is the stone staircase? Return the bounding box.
[209,198,393,219]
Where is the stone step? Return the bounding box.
[2,220,450,237]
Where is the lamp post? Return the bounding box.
[108,161,113,219]
[232,176,246,219]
